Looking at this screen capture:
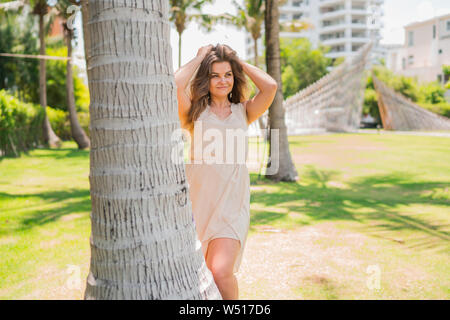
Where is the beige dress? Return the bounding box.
[185,102,250,273]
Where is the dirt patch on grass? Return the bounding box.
[60,213,85,222]
[4,222,444,300]
[0,236,18,245]
[237,222,440,299]
[18,264,87,300]
[39,239,63,249]
[291,135,389,168]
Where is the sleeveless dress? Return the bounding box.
[184,102,250,274]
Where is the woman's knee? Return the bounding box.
[209,261,234,281]
[205,238,240,280]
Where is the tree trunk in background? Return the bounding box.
[80,0,91,74]
[64,26,90,149]
[264,0,298,182]
[84,0,220,299]
[178,31,182,69]
[37,4,61,148]
[253,37,258,68]
[253,37,266,133]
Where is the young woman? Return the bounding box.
[175,44,277,299]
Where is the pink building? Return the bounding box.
[386,13,450,84]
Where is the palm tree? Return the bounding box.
[169,0,214,68]
[224,0,310,68]
[265,0,297,182]
[31,0,61,148]
[218,0,310,133]
[1,0,62,147]
[52,0,90,149]
[83,0,221,299]
[229,0,264,67]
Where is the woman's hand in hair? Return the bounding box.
[196,44,214,59]
[238,59,278,125]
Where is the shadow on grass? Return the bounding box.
[0,146,90,163]
[250,166,450,253]
[0,189,91,235]
[30,147,90,160]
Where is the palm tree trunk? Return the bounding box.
[253,37,258,67]
[84,0,220,300]
[178,31,182,69]
[38,6,61,148]
[265,0,297,182]
[64,26,90,149]
[80,0,91,80]
[253,37,266,134]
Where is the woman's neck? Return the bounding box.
[210,96,230,109]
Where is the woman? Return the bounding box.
[175,44,277,299]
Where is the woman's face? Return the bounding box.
[209,61,234,100]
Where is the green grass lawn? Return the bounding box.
[0,132,449,299]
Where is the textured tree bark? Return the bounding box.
[253,37,266,133]
[264,0,297,182]
[83,0,220,299]
[253,37,258,67]
[178,31,182,69]
[37,5,61,148]
[80,0,91,69]
[64,26,90,149]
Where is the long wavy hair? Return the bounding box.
[186,44,249,131]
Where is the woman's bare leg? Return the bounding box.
[205,238,241,300]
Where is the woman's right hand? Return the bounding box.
[196,44,214,59]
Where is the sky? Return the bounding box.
[168,0,450,70]
[72,0,450,72]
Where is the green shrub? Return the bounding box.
[442,65,450,78]
[390,76,420,102]
[419,82,446,104]
[363,87,380,122]
[0,90,91,157]
[46,108,91,141]
[419,102,450,118]
[77,111,90,137]
[371,66,450,118]
[46,47,90,113]
[0,90,44,156]
[282,65,301,99]
[46,106,71,141]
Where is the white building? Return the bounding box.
[245,0,384,63]
[385,13,450,84]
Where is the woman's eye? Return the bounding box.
[210,74,232,77]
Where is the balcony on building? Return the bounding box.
[321,17,347,32]
[319,2,346,20]
[351,16,368,29]
[326,43,349,59]
[283,0,309,11]
[319,0,345,8]
[320,31,346,46]
[351,31,371,43]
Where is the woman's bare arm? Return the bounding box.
[240,60,278,125]
[174,45,213,124]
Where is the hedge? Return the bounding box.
[372,66,450,118]
[0,90,44,156]
[0,90,90,157]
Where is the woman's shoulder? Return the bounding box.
[233,101,249,125]
[233,101,248,109]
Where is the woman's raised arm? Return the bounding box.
[239,59,278,125]
[174,45,213,123]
